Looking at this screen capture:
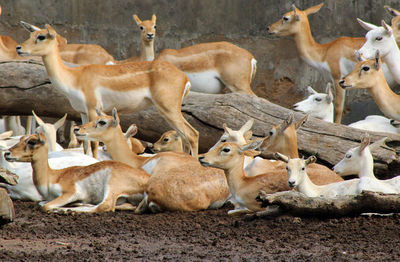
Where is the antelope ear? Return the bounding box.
[304,3,324,16]
[382,20,393,37]
[326,83,333,104]
[54,114,67,130]
[95,108,105,116]
[111,107,119,127]
[359,134,371,154]
[32,111,45,127]
[305,155,317,165]
[306,86,318,95]
[243,130,253,141]
[37,133,45,144]
[244,150,261,157]
[295,114,308,130]
[223,123,233,135]
[133,14,142,25]
[279,113,294,133]
[354,50,365,62]
[45,24,57,39]
[291,4,300,21]
[124,124,138,138]
[374,50,381,70]
[357,18,379,31]
[20,21,41,32]
[239,138,264,153]
[274,152,289,163]
[369,137,387,152]
[152,14,157,24]
[0,130,13,140]
[239,119,254,134]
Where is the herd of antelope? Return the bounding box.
[1,2,400,216]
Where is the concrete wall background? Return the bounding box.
[0,0,398,124]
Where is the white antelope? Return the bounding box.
[156,42,257,95]
[334,135,399,194]
[17,22,198,158]
[4,133,150,212]
[275,153,359,198]
[116,14,156,63]
[293,84,400,134]
[267,3,395,124]
[339,53,400,121]
[357,19,400,85]
[75,108,230,212]
[32,111,66,152]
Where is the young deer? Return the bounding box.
[267,3,395,123]
[339,53,400,121]
[75,108,230,212]
[4,134,150,212]
[384,5,400,45]
[275,152,359,198]
[334,135,399,194]
[116,14,156,63]
[32,111,66,152]
[156,42,257,95]
[148,130,183,153]
[17,22,198,158]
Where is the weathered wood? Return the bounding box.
[0,167,18,185]
[0,188,15,224]
[254,190,400,218]
[0,61,399,177]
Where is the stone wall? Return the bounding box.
[0,0,398,123]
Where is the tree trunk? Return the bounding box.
[254,190,400,218]
[0,61,399,177]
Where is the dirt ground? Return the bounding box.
[0,201,399,261]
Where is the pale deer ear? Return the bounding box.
[291,4,300,21]
[54,114,67,130]
[20,21,41,32]
[359,134,370,154]
[0,130,13,140]
[326,83,333,104]
[124,124,138,138]
[223,123,233,135]
[295,114,308,130]
[243,130,253,141]
[305,155,317,165]
[239,119,254,134]
[303,3,323,16]
[111,107,119,127]
[306,86,318,95]
[384,5,400,17]
[45,24,57,39]
[369,137,387,152]
[278,113,294,133]
[274,152,289,163]
[354,50,365,62]
[133,14,142,25]
[244,150,261,157]
[32,111,45,127]
[239,138,264,153]
[152,14,157,24]
[357,18,378,31]
[382,20,393,37]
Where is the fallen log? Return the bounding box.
[254,190,400,218]
[0,167,18,186]
[0,61,399,177]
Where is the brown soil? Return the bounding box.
[1,201,400,261]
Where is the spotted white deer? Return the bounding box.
[75,108,230,212]
[4,133,150,212]
[334,134,399,194]
[17,22,198,158]
[267,3,395,123]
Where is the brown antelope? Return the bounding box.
[385,5,400,45]
[148,130,183,153]
[339,53,400,121]
[123,124,146,154]
[17,22,199,158]
[156,42,257,95]
[75,108,230,212]
[0,6,21,61]
[116,14,156,63]
[4,133,150,213]
[268,3,370,123]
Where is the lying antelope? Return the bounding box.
[156,42,257,95]
[334,135,399,194]
[116,14,156,63]
[32,111,66,152]
[267,3,395,123]
[339,53,400,121]
[17,22,199,158]
[275,153,359,198]
[4,134,149,212]
[75,108,230,212]
[293,84,400,134]
[148,130,183,153]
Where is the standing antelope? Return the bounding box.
[116,14,156,63]
[156,42,257,95]
[17,22,199,157]
[75,108,230,212]
[267,3,395,123]
[384,5,400,45]
[339,53,400,121]
[4,134,150,213]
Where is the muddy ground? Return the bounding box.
[0,201,399,261]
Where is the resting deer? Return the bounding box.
[116,14,156,63]
[156,42,257,95]
[293,83,400,134]
[17,22,199,158]
[75,108,230,212]
[334,134,399,194]
[339,52,400,121]
[4,134,150,212]
[267,3,395,123]
[148,130,183,153]
[32,111,66,152]
[275,152,359,198]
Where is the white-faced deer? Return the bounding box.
[116,14,156,63]
[156,42,257,95]
[17,22,198,158]
[4,134,150,212]
[267,3,395,123]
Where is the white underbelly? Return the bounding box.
[186,70,223,94]
[96,87,152,114]
[49,77,88,113]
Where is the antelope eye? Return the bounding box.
[345,154,352,159]
[140,26,144,30]
[286,166,288,170]
[163,138,169,142]
[362,66,370,72]
[222,148,230,153]
[220,138,227,142]
[376,36,383,41]
[283,16,289,21]
[27,140,36,145]
[37,35,46,41]
[154,25,157,29]
[269,131,274,136]
[301,167,305,171]
[98,120,107,126]
[315,97,322,102]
